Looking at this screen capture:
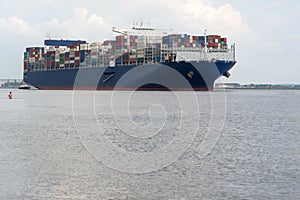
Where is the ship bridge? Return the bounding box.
[112,23,173,36]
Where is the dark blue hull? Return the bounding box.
[24,61,236,91]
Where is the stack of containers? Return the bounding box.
[68,43,80,68]
[59,52,65,68]
[75,49,80,67]
[191,36,205,48]
[191,36,198,47]
[115,52,130,64]
[102,40,115,65]
[103,40,115,46]
[154,43,162,62]
[129,49,137,63]
[162,34,225,49]
[129,36,137,49]
[114,36,125,60]
[127,35,137,63]
[64,51,70,68]
[45,50,55,69]
[115,35,125,49]
[207,35,221,48]
[24,34,228,71]
[185,35,193,47]
[220,38,227,48]
[166,34,175,48]
[24,40,86,71]
[177,34,190,48]
[90,42,101,66]
[55,49,60,68]
[42,40,84,69]
[136,36,146,62]
[24,51,29,71]
[69,43,80,68]
[80,43,89,65]
[69,46,75,68]
[24,47,45,71]
[162,34,192,48]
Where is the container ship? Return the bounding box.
[23,24,236,91]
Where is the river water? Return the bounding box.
[0,89,299,199]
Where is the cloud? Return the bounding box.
[114,0,251,39]
[42,7,111,41]
[0,1,250,43]
[165,0,251,38]
[0,16,37,36]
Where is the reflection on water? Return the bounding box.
[0,89,299,199]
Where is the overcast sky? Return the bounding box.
[0,0,299,84]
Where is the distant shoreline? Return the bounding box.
[1,80,300,90]
[215,83,300,90]
[219,87,300,90]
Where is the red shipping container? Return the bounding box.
[46,61,51,68]
[103,40,110,45]
[24,62,28,70]
[75,51,80,57]
[116,35,125,42]
[130,58,136,63]
[192,36,198,43]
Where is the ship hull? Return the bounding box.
[24,61,236,91]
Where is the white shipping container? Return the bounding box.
[90,42,101,47]
[80,44,88,48]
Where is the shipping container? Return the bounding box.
[24,62,28,70]
[44,40,86,47]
